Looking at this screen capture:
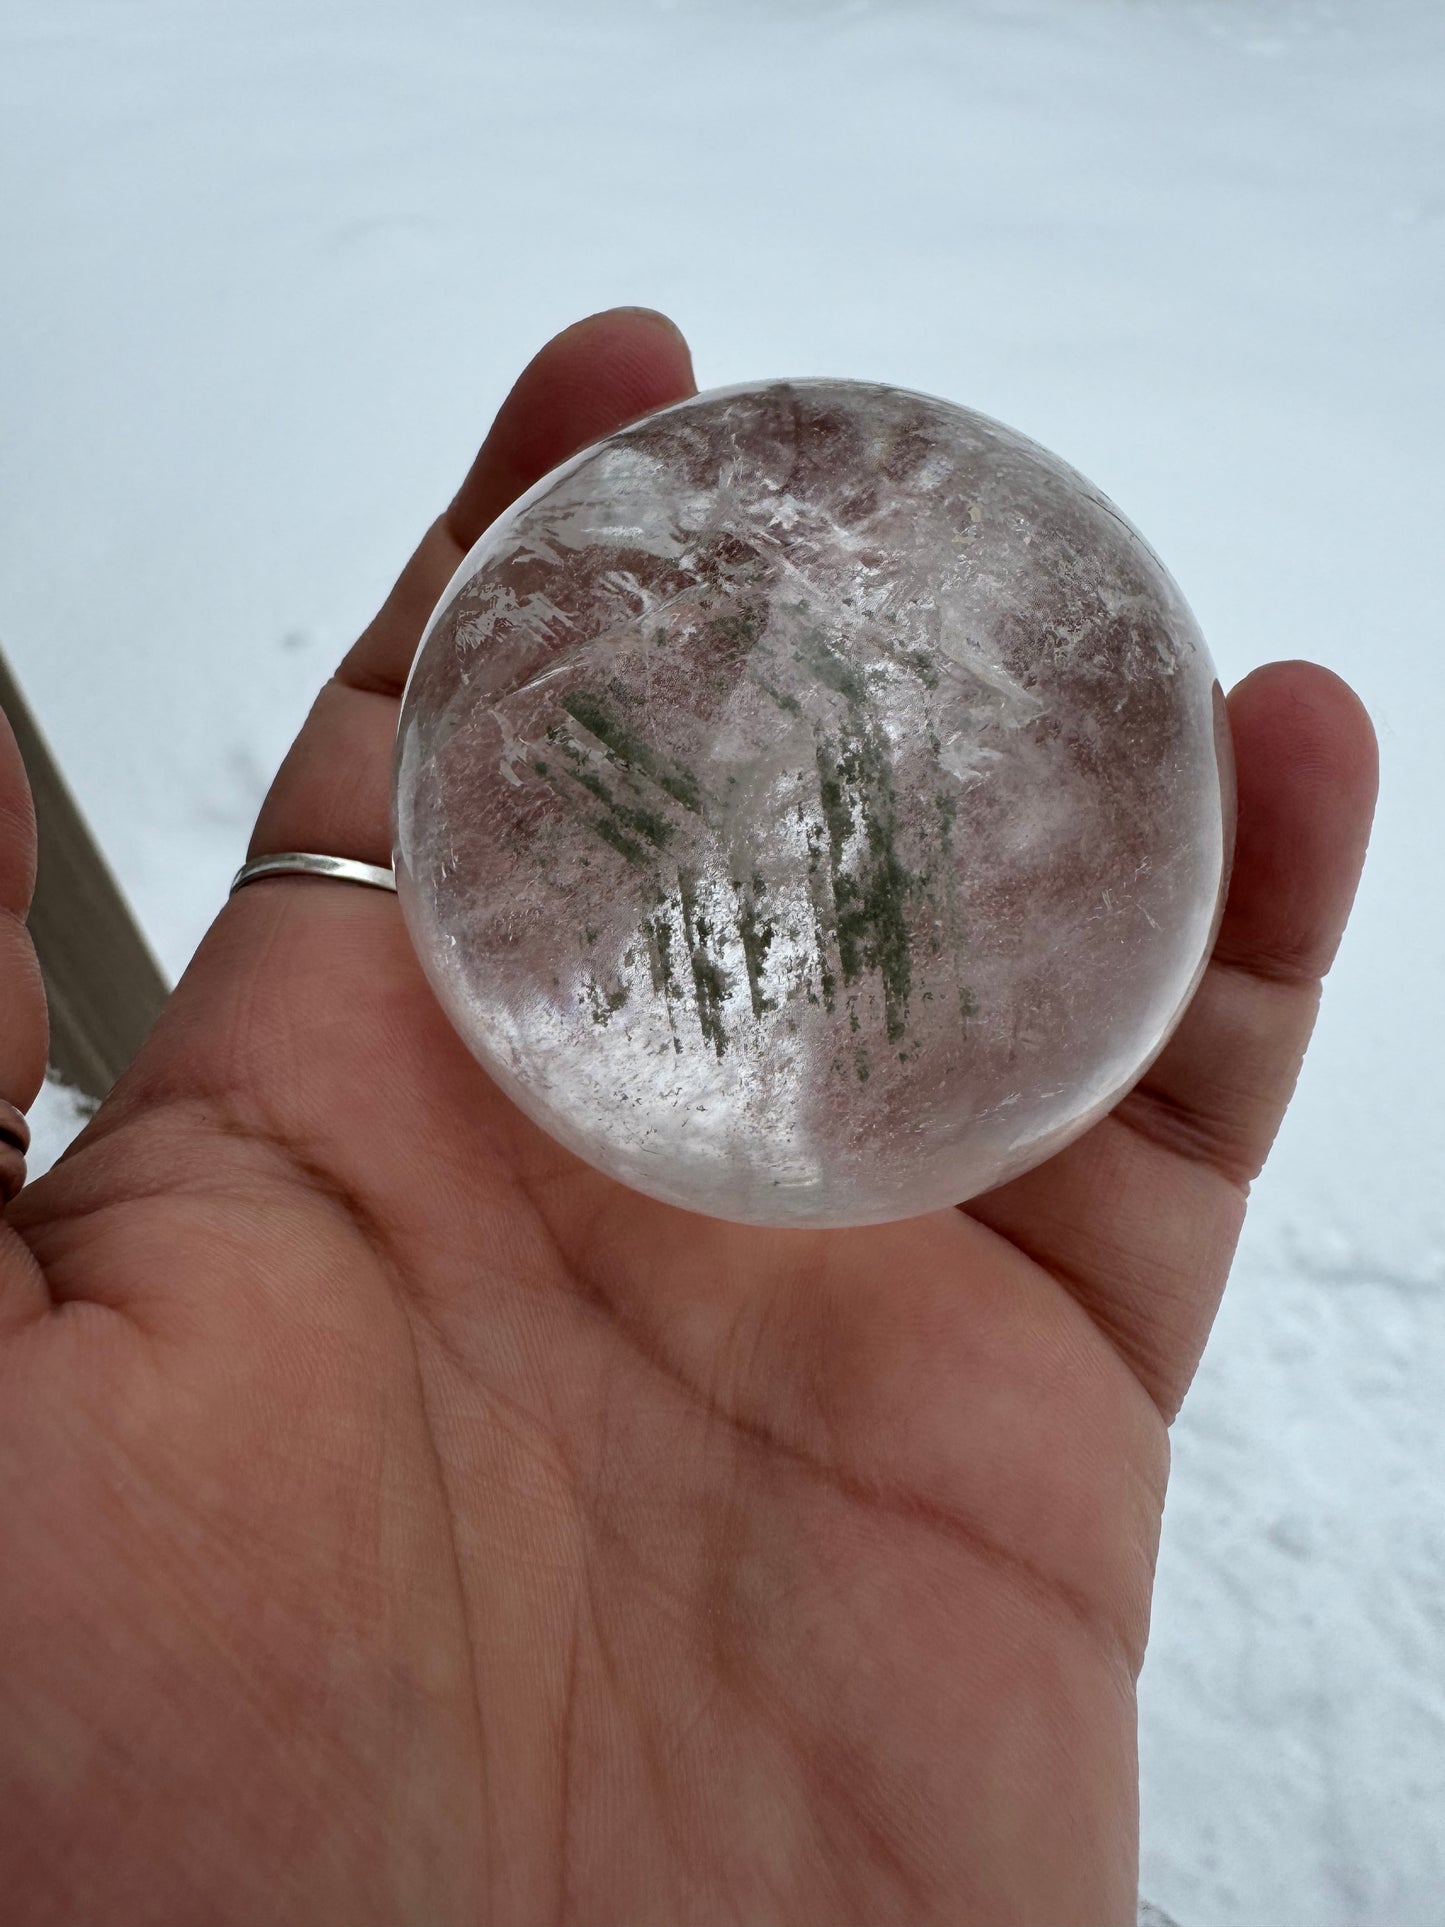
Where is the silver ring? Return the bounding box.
[230,852,398,897]
[0,1098,28,1206]
[0,1099,32,1157]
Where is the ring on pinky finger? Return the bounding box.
[0,1099,30,1206]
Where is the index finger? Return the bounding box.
[250,308,698,868]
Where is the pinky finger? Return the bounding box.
[0,701,49,1143]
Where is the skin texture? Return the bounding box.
[0,309,1378,1926]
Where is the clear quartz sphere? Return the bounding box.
[394,380,1233,1227]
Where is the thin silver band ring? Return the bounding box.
[0,1097,29,1206]
[230,853,398,897]
[0,1099,31,1157]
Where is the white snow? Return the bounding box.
[2,0,1441,1918]
[25,1074,96,1182]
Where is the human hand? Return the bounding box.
[0,308,1377,1926]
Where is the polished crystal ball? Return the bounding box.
[394,380,1232,1227]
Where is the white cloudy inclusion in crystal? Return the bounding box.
[393,381,1233,1227]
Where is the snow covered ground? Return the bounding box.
[3,0,1441,1918]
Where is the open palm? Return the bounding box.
[0,310,1376,1927]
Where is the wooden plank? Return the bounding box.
[0,649,170,1101]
